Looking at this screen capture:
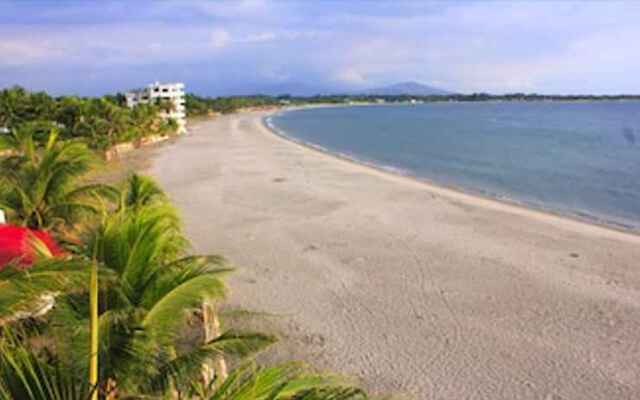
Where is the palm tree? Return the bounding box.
[41,175,273,397]
[0,175,375,399]
[0,87,57,132]
[193,362,371,400]
[90,99,132,148]
[0,340,371,400]
[131,103,162,139]
[0,126,117,233]
[0,86,29,129]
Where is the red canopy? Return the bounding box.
[0,224,64,268]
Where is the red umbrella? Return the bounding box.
[0,224,64,268]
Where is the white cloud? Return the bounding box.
[210,28,232,48]
[0,39,61,66]
[333,67,367,85]
[193,0,268,18]
[3,0,640,94]
[243,32,277,43]
[209,29,280,49]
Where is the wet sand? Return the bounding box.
[150,111,640,399]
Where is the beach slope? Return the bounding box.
[150,111,640,399]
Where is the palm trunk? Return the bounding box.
[202,301,227,385]
[89,261,99,400]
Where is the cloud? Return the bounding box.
[244,32,277,43]
[0,39,61,66]
[210,28,232,48]
[2,0,640,95]
[192,0,269,19]
[209,29,280,49]
[333,67,367,86]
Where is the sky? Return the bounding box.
[1,0,639,96]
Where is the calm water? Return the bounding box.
[268,102,640,230]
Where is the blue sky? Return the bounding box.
[1,1,639,96]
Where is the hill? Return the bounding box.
[361,81,453,96]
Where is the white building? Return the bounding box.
[125,82,187,134]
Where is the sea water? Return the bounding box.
[268,101,640,230]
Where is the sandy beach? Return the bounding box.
[150,111,640,399]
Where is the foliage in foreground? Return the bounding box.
[0,127,117,232]
[0,333,95,400]
[39,174,275,396]
[0,121,376,398]
[0,336,371,400]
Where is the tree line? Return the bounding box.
[0,86,177,151]
[184,91,640,116]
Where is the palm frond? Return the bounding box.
[0,333,96,400]
[203,330,277,360]
[148,330,276,394]
[0,126,114,231]
[0,258,92,325]
[90,202,186,273]
[205,362,369,400]
[141,255,233,310]
[143,274,226,341]
[97,307,158,386]
[64,183,119,204]
[120,174,167,211]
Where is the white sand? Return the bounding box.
[150,111,640,399]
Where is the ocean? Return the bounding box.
[267,101,640,230]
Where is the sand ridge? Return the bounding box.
[150,111,640,399]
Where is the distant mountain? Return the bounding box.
[205,80,453,97]
[361,81,453,96]
[224,82,345,97]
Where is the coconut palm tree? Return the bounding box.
[0,126,117,233]
[0,86,32,129]
[39,175,273,397]
[0,339,371,400]
[0,175,375,399]
[130,103,162,138]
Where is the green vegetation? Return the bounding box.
[185,91,640,117]
[0,95,375,398]
[0,86,177,151]
[0,128,116,232]
[185,94,281,116]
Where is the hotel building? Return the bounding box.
[125,82,187,134]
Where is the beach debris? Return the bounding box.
[569,252,580,258]
[302,333,326,347]
[303,244,319,252]
[273,177,287,183]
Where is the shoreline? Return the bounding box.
[262,107,640,241]
[150,111,640,398]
